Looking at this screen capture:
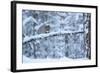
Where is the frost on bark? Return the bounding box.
[22,10,91,62]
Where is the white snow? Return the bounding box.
[23,30,84,43]
[23,55,88,63]
[23,16,38,25]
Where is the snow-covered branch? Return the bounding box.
[23,16,38,25]
[23,31,84,43]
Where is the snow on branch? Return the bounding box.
[23,31,84,43]
[23,16,38,25]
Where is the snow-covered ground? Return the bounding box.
[23,55,88,63]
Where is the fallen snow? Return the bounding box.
[23,55,88,63]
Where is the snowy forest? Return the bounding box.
[22,10,91,63]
